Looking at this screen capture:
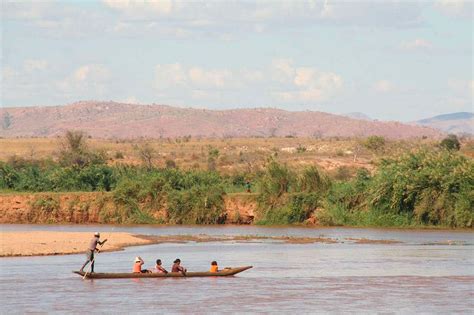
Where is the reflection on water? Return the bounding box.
[1,225,473,313]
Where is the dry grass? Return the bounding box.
[1,137,471,174]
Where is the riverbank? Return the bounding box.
[0,192,257,225]
[1,192,472,230]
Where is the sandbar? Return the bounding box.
[0,232,406,257]
[0,231,153,257]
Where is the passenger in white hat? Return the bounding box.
[133,256,151,273]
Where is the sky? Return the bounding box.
[1,0,473,121]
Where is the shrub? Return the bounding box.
[207,147,219,171]
[134,143,156,170]
[28,195,61,223]
[439,134,461,151]
[257,193,320,225]
[368,150,473,227]
[167,186,226,224]
[2,112,12,130]
[59,130,106,168]
[165,159,177,169]
[363,136,385,152]
[297,166,331,193]
[296,145,307,153]
[333,166,352,181]
[0,163,19,189]
[256,162,330,224]
[258,160,294,204]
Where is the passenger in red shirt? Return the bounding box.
[171,258,187,273]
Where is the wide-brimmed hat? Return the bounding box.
[135,256,142,263]
[94,232,100,237]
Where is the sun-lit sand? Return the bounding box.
[0,231,407,257]
[0,231,153,257]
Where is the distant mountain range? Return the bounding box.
[415,112,473,135]
[0,101,442,139]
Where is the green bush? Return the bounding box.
[320,150,473,228]
[258,161,294,203]
[363,136,386,152]
[256,161,330,224]
[369,150,473,227]
[2,147,471,228]
[297,166,331,193]
[167,186,226,224]
[439,134,461,151]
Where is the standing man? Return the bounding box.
[79,232,107,273]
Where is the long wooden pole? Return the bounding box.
[83,241,106,280]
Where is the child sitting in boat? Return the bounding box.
[171,258,187,273]
[133,256,151,273]
[154,259,168,273]
[210,261,219,272]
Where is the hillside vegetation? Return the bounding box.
[0,101,441,139]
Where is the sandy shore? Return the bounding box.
[0,231,154,257]
[0,231,408,257]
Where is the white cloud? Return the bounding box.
[154,60,343,103]
[3,0,429,41]
[2,66,18,80]
[23,59,48,72]
[401,39,433,51]
[271,58,296,83]
[73,65,108,82]
[434,0,474,19]
[241,69,264,82]
[58,64,110,95]
[100,0,427,35]
[155,63,187,89]
[188,67,232,88]
[103,0,173,15]
[448,79,474,96]
[271,59,343,102]
[155,64,259,90]
[373,80,394,93]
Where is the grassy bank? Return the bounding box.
[1,134,472,228]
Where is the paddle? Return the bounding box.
[83,239,107,280]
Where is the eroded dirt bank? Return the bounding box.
[0,192,257,224]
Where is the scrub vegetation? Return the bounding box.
[0,132,472,227]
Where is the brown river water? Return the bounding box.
[1,225,473,314]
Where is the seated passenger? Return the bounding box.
[171,258,187,273]
[154,259,168,274]
[133,256,150,273]
[210,261,219,273]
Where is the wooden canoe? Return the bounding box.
[74,266,252,279]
